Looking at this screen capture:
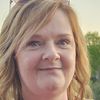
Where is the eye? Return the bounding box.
[56,39,71,48]
[27,40,42,49]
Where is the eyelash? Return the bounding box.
[56,39,71,48]
[27,41,42,48]
[27,39,71,49]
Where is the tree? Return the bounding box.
[85,32,100,100]
[85,31,100,46]
[85,32,100,77]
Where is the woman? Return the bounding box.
[0,0,93,100]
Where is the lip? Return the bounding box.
[38,66,62,71]
[38,67,62,71]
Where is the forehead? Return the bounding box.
[30,9,73,38]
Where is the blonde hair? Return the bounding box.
[0,0,93,100]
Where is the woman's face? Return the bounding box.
[15,9,76,97]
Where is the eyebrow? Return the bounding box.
[31,33,73,39]
[55,33,73,38]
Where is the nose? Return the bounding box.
[42,43,60,62]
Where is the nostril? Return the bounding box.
[42,51,60,62]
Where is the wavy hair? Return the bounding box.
[0,0,93,100]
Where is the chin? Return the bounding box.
[36,80,66,96]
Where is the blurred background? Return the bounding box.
[0,0,100,99]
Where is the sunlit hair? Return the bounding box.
[0,0,93,100]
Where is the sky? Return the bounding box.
[0,0,100,34]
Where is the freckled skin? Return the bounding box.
[15,9,76,100]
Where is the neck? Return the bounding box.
[23,90,68,100]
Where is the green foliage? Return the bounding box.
[88,45,100,74]
[85,32,100,100]
[85,31,100,46]
[92,81,100,100]
[85,32,100,74]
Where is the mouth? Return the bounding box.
[38,67,62,71]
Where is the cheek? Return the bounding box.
[16,51,41,70]
[62,49,76,68]
[15,51,42,87]
[15,51,42,82]
[61,50,76,85]
[63,52,76,73]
